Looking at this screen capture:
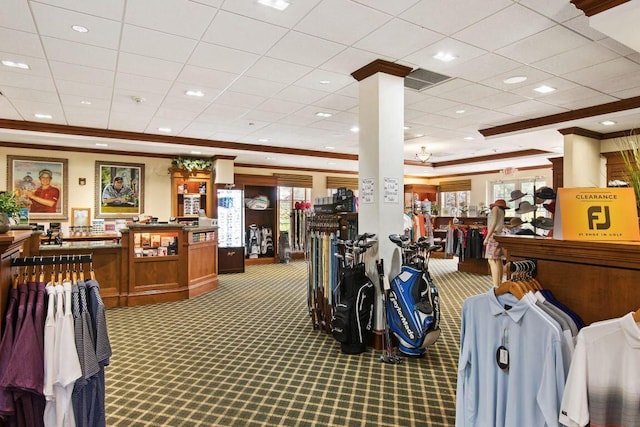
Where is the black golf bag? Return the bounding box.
[386,265,441,357]
[331,263,375,354]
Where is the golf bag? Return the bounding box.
[331,263,375,354]
[386,265,440,357]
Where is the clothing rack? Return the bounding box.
[509,259,537,277]
[10,253,93,267]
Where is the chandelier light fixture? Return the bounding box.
[416,146,431,163]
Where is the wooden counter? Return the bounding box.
[494,235,640,325]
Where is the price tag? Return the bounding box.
[496,328,509,371]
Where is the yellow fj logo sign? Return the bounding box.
[553,187,640,241]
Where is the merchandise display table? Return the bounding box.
[495,235,640,325]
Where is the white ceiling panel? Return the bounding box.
[559,94,619,110]
[256,98,305,115]
[450,53,520,82]
[265,31,345,68]
[12,100,65,123]
[480,66,555,91]
[50,61,114,87]
[154,107,201,122]
[30,2,122,49]
[120,25,198,63]
[202,10,288,55]
[453,4,555,51]
[0,55,51,77]
[354,19,442,59]
[221,0,323,29]
[124,0,217,39]
[59,94,111,109]
[213,91,266,109]
[563,14,607,41]
[176,65,238,90]
[63,106,109,128]
[597,36,638,56]
[0,97,24,120]
[437,83,503,103]
[244,57,313,85]
[495,99,568,117]
[407,97,459,114]
[115,73,173,95]
[294,0,390,45]
[189,42,259,74]
[159,95,212,113]
[198,104,248,121]
[2,0,36,32]
[55,79,113,99]
[353,0,420,16]
[319,47,385,74]
[228,76,287,98]
[0,28,43,58]
[144,118,191,135]
[272,85,329,105]
[312,94,358,112]
[0,86,60,104]
[34,0,126,21]
[41,37,117,70]
[293,69,353,93]
[517,0,582,22]
[108,112,153,132]
[400,0,512,36]
[402,37,487,74]
[532,43,619,76]
[241,109,288,123]
[567,57,640,87]
[117,52,183,81]
[469,91,527,110]
[0,70,56,92]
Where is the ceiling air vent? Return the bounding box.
[405,68,452,91]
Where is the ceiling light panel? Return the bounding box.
[257,0,290,11]
[433,52,457,62]
[533,85,556,94]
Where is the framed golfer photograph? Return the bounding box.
[71,207,91,227]
[96,161,144,218]
[7,155,68,221]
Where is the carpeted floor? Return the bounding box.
[104,258,493,426]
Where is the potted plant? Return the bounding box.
[618,130,640,210]
[0,191,20,233]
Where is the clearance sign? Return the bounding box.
[553,187,640,241]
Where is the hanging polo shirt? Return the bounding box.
[0,287,18,418]
[456,290,566,427]
[559,312,640,427]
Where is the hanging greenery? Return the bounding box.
[617,130,640,208]
[171,157,212,172]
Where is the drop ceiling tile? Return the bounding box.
[50,61,114,87]
[273,85,328,104]
[154,107,201,121]
[278,113,324,127]
[437,83,502,103]
[294,0,390,45]
[35,0,125,21]
[517,0,581,22]
[585,71,640,94]
[42,37,117,70]
[189,0,223,7]
[450,53,520,82]
[176,65,237,90]
[354,0,420,15]
[59,94,111,109]
[0,54,51,77]
[319,47,386,75]
[563,15,607,41]
[144,118,191,135]
[55,80,113,99]
[510,76,578,99]
[324,110,358,125]
[118,52,183,81]
[597,37,637,56]
[402,38,486,74]
[12,100,65,123]
[199,104,248,121]
[453,4,555,51]
[112,89,163,108]
[532,43,619,75]
[189,42,259,74]
[611,87,640,99]
[115,72,173,95]
[495,99,567,117]
[496,26,590,65]
[244,57,313,85]
[2,86,59,104]
[0,70,56,91]
[420,78,473,96]
[221,0,322,29]
[121,25,197,63]
[63,107,109,128]
[480,66,555,91]
[336,83,359,98]
[312,94,358,111]
[242,109,288,123]
[160,95,212,113]
[468,92,524,110]
[228,76,287,98]
[1,0,36,32]
[0,28,44,58]
[30,2,122,49]
[109,112,153,132]
[124,0,217,39]
[401,0,511,36]
[0,97,23,120]
[167,81,225,102]
[407,97,459,114]
[202,11,287,55]
[558,93,618,110]
[293,69,353,93]
[213,91,266,109]
[266,31,345,68]
[256,98,305,115]
[354,18,442,59]
[568,57,640,87]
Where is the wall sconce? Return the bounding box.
[416,146,431,163]
[78,178,86,186]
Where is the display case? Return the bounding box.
[170,168,213,221]
[217,187,244,273]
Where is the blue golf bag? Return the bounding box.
[386,265,441,357]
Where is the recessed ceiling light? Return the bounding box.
[350,126,359,133]
[96,143,108,147]
[71,25,89,33]
[433,52,457,62]
[315,112,332,118]
[258,138,269,142]
[2,60,29,69]
[456,109,466,114]
[600,120,617,126]
[325,146,335,150]
[158,127,172,133]
[319,80,331,85]
[257,0,290,11]
[503,76,527,84]
[34,113,52,119]
[534,85,556,94]
[190,151,202,155]
[80,100,92,105]
[464,136,474,140]
[185,90,204,97]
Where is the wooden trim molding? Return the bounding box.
[351,59,412,82]
[558,127,604,139]
[479,95,640,138]
[431,149,550,167]
[570,0,630,16]
[212,155,236,161]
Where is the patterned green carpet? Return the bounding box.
[104,259,493,426]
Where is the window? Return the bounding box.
[278,186,311,249]
[490,179,549,223]
[439,190,470,216]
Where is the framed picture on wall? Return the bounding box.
[7,155,68,221]
[96,161,144,219]
[71,207,91,227]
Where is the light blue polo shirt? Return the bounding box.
[456,289,566,427]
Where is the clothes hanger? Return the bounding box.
[38,257,45,283]
[633,308,640,322]
[494,280,525,300]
